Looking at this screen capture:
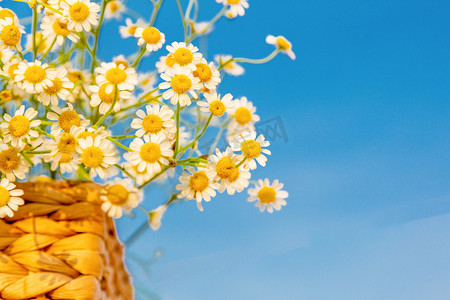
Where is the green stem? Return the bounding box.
[93,85,118,128]
[32,4,38,60]
[177,113,212,158]
[106,136,133,152]
[233,49,280,64]
[173,103,181,157]
[235,157,247,168]
[21,152,34,167]
[24,150,51,154]
[111,135,137,139]
[32,127,55,139]
[176,0,188,42]
[131,46,146,68]
[149,0,163,26]
[114,163,136,181]
[40,37,57,60]
[138,165,169,189]
[90,0,108,75]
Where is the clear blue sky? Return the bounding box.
[8,0,450,299]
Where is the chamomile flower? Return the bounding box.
[0,144,30,181]
[218,164,250,195]
[0,48,14,64]
[1,58,21,85]
[0,178,24,218]
[112,54,130,69]
[149,204,168,230]
[1,105,40,148]
[134,26,165,52]
[104,0,125,20]
[176,167,219,211]
[89,83,132,114]
[214,54,244,76]
[40,15,79,46]
[14,60,56,94]
[231,130,270,170]
[192,59,221,90]
[247,178,288,213]
[47,103,90,133]
[95,62,137,91]
[155,54,176,73]
[266,35,295,60]
[0,17,24,51]
[0,7,18,23]
[123,162,153,186]
[166,42,203,71]
[197,92,234,117]
[228,96,260,130]
[206,147,241,182]
[216,0,249,17]
[100,178,141,218]
[77,136,118,179]
[76,126,109,141]
[131,104,176,139]
[119,18,146,39]
[125,134,173,173]
[159,66,202,106]
[61,0,100,32]
[191,21,213,36]
[38,67,74,106]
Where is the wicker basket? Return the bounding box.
[0,181,133,300]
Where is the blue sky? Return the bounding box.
[7,0,450,299]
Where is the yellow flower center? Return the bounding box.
[52,20,70,36]
[44,77,63,95]
[1,25,21,46]
[227,0,241,4]
[227,167,240,183]
[142,114,163,134]
[216,156,235,180]
[173,48,193,66]
[58,110,81,132]
[142,27,161,44]
[139,142,161,163]
[0,9,15,21]
[106,184,129,205]
[209,100,226,117]
[189,171,209,192]
[78,131,96,140]
[57,134,77,154]
[69,2,90,22]
[0,186,10,207]
[9,115,30,137]
[234,107,251,125]
[98,83,117,103]
[59,153,73,163]
[108,1,120,13]
[24,65,46,84]
[115,60,129,69]
[193,63,212,83]
[170,74,192,94]
[0,90,13,102]
[165,54,176,67]
[257,186,276,204]
[276,37,290,50]
[7,63,19,80]
[0,149,20,171]
[68,70,84,84]
[241,140,261,159]
[127,25,137,35]
[81,146,104,168]
[105,67,127,85]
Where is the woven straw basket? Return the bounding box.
[0,181,133,300]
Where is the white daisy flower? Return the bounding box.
[192,58,221,90]
[0,17,24,51]
[95,62,137,91]
[38,67,74,106]
[134,26,165,52]
[1,58,21,86]
[176,167,219,211]
[104,0,125,20]
[231,130,270,170]
[0,144,31,182]
[77,136,118,179]
[0,178,24,218]
[131,104,175,139]
[76,126,110,141]
[100,178,142,218]
[214,54,244,76]
[216,0,249,17]
[197,92,234,117]
[166,42,203,71]
[247,178,288,213]
[227,96,260,130]
[206,147,241,181]
[119,18,146,39]
[47,103,90,133]
[218,165,250,195]
[155,54,176,73]
[159,66,202,106]
[1,105,40,148]
[40,15,79,46]
[14,60,56,94]
[266,35,296,60]
[124,134,173,174]
[61,0,100,32]
[149,204,168,230]
[89,82,132,114]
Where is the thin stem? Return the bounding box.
[107,136,133,152]
[149,0,163,26]
[138,165,169,189]
[111,135,137,139]
[173,103,180,157]
[32,4,38,60]
[32,127,55,139]
[21,152,34,167]
[176,0,188,42]
[177,114,212,158]
[93,85,118,128]
[235,157,247,168]
[131,47,146,68]
[40,36,57,60]
[114,163,136,181]
[90,0,108,75]
[233,49,280,64]
[24,150,51,155]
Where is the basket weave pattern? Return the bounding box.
[0,181,133,300]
